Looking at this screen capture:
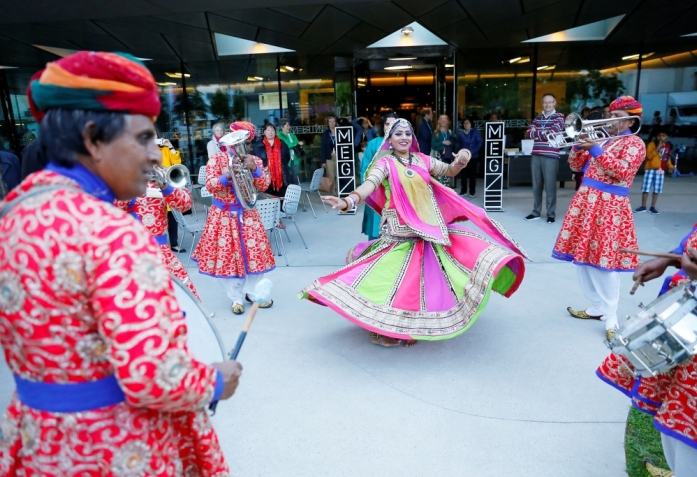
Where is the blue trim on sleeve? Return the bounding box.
[251,167,263,178]
[212,369,225,402]
[589,144,604,158]
[653,422,697,450]
[162,185,174,196]
[219,174,231,187]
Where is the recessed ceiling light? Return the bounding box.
[388,57,417,61]
[682,32,697,37]
[385,65,412,70]
[536,65,555,70]
[247,76,264,81]
[0,66,18,69]
[165,72,191,78]
[622,53,654,61]
[509,56,531,64]
[401,26,414,36]
[444,64,454,68]
[156,82,177,86]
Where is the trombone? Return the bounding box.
[150,164,191,189]
[544,112,643,148]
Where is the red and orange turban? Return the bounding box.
[27,51,160,121]
[230,121,256,141]
[609,96,642,116]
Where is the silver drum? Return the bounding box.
[609,282,697,377]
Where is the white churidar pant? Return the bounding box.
[661,433,697,477]
[576,265,620,331]
[220,273,266,305]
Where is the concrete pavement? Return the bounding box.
[1,175,695,476]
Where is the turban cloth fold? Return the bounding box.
[230,121,256,141]
[27,51,161,121]
[609,95,642,116]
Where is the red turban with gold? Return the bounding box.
[609,96,642,116]
[229,121,256,141]
[27,51,161,121]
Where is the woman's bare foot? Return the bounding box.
[403,340,417,347]
[370,332,401,347]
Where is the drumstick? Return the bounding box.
[630,278,643,295]
[209,278,273,413]
[619,248,682,260]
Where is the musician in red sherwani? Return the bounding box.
[597,224,697,477]
[116,177,199,298]
[552,96,646,341]
[192,121,275,315]
[0,51,241,476]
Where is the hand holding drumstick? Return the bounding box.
[621,248,691,294]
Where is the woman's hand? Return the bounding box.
[453,149,472,167]
[443,140,452,146]
[321,195,348,211]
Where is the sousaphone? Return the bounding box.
[219,129,258,209]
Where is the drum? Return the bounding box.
[172,277,226,365]
[609,282,697,377]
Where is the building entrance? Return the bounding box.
[353,54,454,131]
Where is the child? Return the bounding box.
[636,128,674,214]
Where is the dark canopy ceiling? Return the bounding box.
[1,0,697,89]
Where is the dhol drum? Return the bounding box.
[609,281,697,377]
[172,277,226,365]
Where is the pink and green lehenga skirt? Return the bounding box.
[301,224,525,341]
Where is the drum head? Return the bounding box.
[171,278,226,365]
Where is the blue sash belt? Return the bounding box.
[153,234,168,246]
[581,177,630,197]
[213,198,244,212]
[14,374,126,413]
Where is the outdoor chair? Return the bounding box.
[278,184,308,249]
[300,168,328,218]
[256,199,288,266]
[170,209,205,270]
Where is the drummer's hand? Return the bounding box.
[632,257,674,283]
[682,247,697,280]
[211,361,243,400]
[241,154,257,172]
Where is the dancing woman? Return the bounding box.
[301,119,528,347]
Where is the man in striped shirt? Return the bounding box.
[524,93,565,223]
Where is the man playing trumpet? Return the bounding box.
[552,96,646,340]
[192,121,275,314]
[115,161,198,297]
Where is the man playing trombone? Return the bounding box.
[552,96,646,341]
[115,160,199,297]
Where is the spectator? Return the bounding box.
[524,93,565,223]
[635,127,674,215]
[416,108,433,154]
[171,127,181,149]
[207,122,227,159]
[353,117,377,147]
[581,107,591,119]
[489,113,499,122]
[278,118,303,184]
[252,122,292,202]
[0,149,21,190]
[455,117,483,197]
[21,137,48,180]
[602,104,610,119]
[320,115,338,195]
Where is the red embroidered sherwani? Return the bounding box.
[597,226,697,448]
[0,171,228,476]
[116,183,198,298]
[192,152,275,277]
[553,135,646,270]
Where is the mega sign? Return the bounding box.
[483,122,505,212]
[334,126,356,214]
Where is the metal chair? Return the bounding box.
[256,199,288,266]
[197,186,212,220]
[170,209,205,270]
[278,184,308,249]
[300,168,328,218]
[197,165,207,185]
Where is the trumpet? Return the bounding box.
[150,164,190,189]
[544,112,643,148]
[219,129,258,210]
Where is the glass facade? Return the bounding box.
[2,48,696,171]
